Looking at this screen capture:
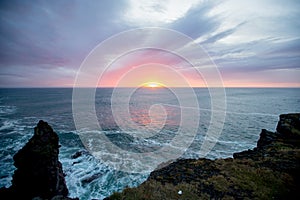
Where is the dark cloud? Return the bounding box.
[202,22,247,44]
[0,0,129,68]
[169,1,219,39]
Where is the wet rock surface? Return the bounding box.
[106,113,300,200]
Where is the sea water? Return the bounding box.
[0,88,299,199]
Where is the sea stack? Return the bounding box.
[0,120,70,199]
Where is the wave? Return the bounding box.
[59,145,148,199]
[0,120,19,132]
[0,105,16,115]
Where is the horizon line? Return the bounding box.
[1,86,300,89]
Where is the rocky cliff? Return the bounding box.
[107,113,300,199]
[0,120,75,200]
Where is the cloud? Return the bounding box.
[0,0,299,87]
[0,0,129,66]
[206,0,300,43]
[0,0,133,87]
[169,1,220,39]
[124,0,201,25]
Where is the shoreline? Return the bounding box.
[0,113,299,199]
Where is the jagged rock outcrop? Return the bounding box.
[0,120,75,200]
[106,113,300,199]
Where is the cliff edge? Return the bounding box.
[107,113,300,199]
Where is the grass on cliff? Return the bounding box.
[214,159,291,199]
[109,180,199,200]
[109,158,292,200]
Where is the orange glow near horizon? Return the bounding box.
[98,63,206,88]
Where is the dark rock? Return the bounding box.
[71,151,83,159]
[277,113,300,139]
[81,172,103,185]
[72,161,81,165]
[31,195,79,200]
[233,148,257,159]
[0,120,71,200]
[257,129,279,148]
[50,195,79,200]
[149,158,219,185]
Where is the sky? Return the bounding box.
[0,0,299,87]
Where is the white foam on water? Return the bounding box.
[59,144,148,199]
[0,105,17,115]
[0,118,34,135]
[0,119,18,132]
[0,116,34,188]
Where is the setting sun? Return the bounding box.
[142,82,163,88]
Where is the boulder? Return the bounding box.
[277,113,300,139]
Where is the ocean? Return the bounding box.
[0,88,299,199]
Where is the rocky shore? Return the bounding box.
[107,113,300,199]
[0,120,76,200]
[0,114,299,199]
